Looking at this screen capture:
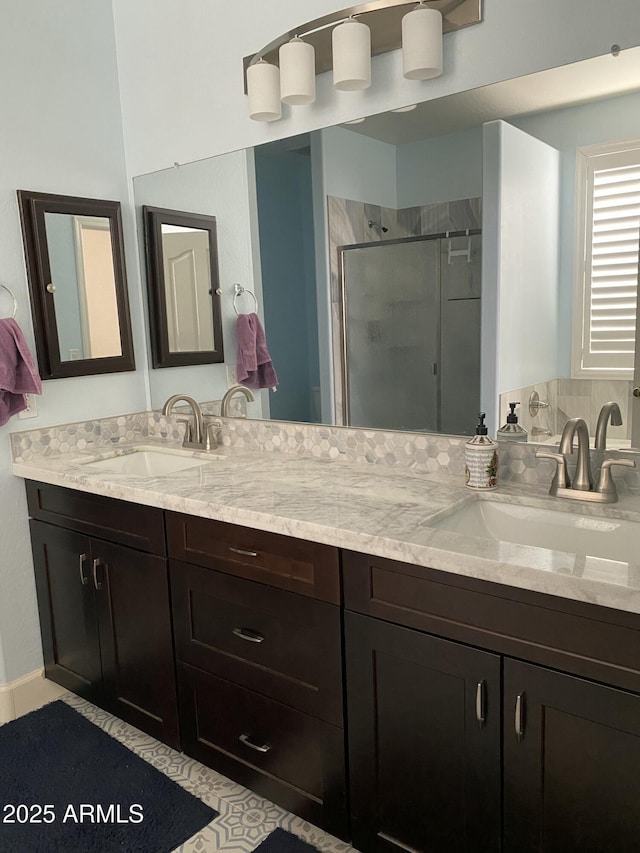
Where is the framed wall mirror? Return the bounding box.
[17,190,135,380]
[143,206,224,368]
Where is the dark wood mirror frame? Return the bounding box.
[17,190,135,380]
[143,206,224,369]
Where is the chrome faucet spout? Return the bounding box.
[559,417,593,491]
[221,384,255,418]
[594,401,622,450]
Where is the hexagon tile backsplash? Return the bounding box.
[10,410,640,493]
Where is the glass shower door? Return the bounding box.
[341,240,440,431]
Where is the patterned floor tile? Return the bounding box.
[54,695,344,853]
[278,814,353,853]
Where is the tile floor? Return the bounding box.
[49,694,354,853]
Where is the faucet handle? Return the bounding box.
[596,457,636,498]
[535,450,571,492]
[176,417,193,443]
[204,418,223,451]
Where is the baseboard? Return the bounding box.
[0,670,67,725]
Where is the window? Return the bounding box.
[573,140,640,377]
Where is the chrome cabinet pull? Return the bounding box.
[79,553,89,586]
[228,546,259,558]
[92,558,104,591]
[239,733,270,753]
[475,680,486,727]
[515,692,526,742]
[232,627,265,644]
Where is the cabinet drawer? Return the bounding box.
[171,560,343,725]
[167,513,340,603]
[26,481,166,555]
[343,550,640,695]
[177,663,347,839]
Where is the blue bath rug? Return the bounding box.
[0,700,217,852]
[255,828,322,853]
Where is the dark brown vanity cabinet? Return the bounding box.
[503,659,640,853]
[346,612,502,853]
[167,511,348,840]
[344,550,640,853]
[27,482,179,749]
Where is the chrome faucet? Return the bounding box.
[536,416,635,503]
[162,394,220,451]
[221,384,255,417]
[594,401,622,450]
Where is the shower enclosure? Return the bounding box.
[339,231,481,435]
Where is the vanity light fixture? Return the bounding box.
[391,103,418,112]
[247,59,282,121]
[279,37,316,105]
[332,17,372,91]
[244,0,483,122]
[402,1,443,80]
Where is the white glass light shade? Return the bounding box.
[402,6,443,80]
[332,19,371,91]
[247,60,282,121]
[279,37,316,105]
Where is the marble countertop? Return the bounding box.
[12,440,640,616]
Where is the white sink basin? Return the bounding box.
[430,499,640,563]
[78,447,222,476]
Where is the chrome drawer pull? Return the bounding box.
[515,692,526,742]
[228,546,259,558]
[79,553,89,586]
[239,733,270,753]
[232,627,265,644]
[475,680,486,727]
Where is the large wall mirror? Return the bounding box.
[133,47,640,445]
[17,190,135,379]
[143,206,224,368]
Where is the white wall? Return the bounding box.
[481,121,560,432]
[0,1,148,684]
[396,126,483,208]
[112,0,640,177]
[321,127,398,208]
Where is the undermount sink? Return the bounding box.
[78,446,223,476]
[429,499,640,563]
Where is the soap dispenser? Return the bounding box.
[465,413,498,490]
[497,402,528,442]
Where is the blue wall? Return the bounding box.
[254,140,320,423]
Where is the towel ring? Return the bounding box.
[233,283,258,316]
[0,283,17,319]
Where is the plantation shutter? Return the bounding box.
[579,145,640,373]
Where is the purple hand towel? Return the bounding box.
[0,318,42,426]
[236,313,278,390]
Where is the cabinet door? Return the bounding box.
[30,520,102,699]
[504,658,640,853]
[346,612,501,853]
[93,539,180,748]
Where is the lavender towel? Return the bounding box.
[0,318,42,426]
[236,313,278,390]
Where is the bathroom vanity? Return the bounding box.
[14,438,640,853]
